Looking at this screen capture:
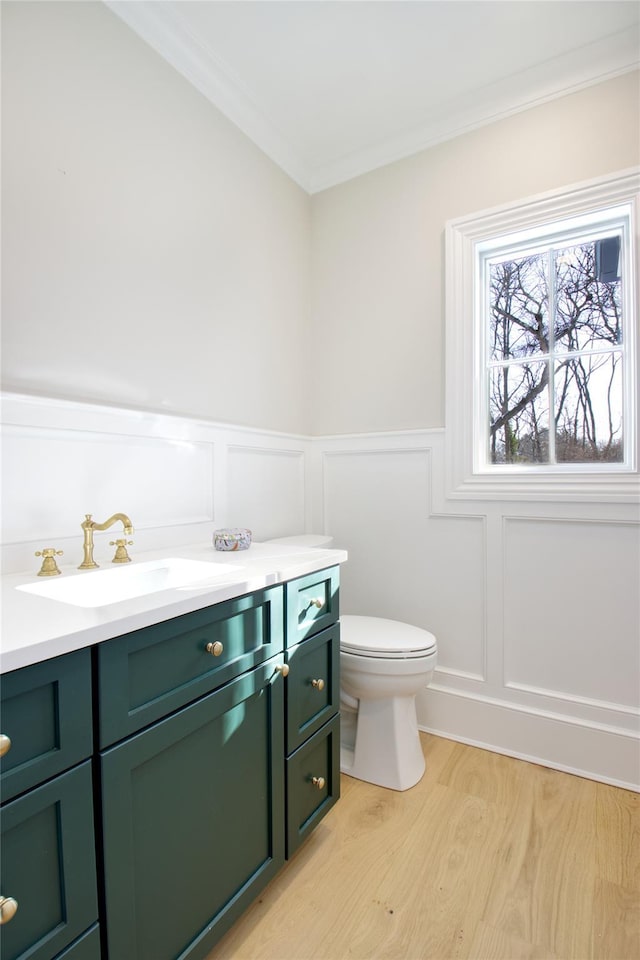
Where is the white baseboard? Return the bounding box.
[419,684,640,792]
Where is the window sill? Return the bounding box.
[446,468,640,503]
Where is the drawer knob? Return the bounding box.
[311,678,325,691]
[309,597,324,609]
[0,734,11,758]
[206,641,224,657]
[0,897,18,925]
[311,776,326,790]
[275,663,290,677]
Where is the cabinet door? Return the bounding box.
[55,925,100,960]
[98,585,283,747]
[286,625,339,754]
[286,567,339,645]
[0,650,93,802]
[100,657,285,960]
[0,762,98,960]
[286,714,340,858]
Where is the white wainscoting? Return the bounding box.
[226,445,306,541]
[0,393,311,574]
[2,393,639,788]
[314,429,640,791]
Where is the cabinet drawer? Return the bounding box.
[98,585,284,746]
[286,624,339,754]
[100,656,285,960]
[286,567,339,646]
[0,761,98,960]
[0,650,93,802]
[286,714,340,858]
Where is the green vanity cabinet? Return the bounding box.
[286,624,340,753]
[0,650,98,960]
[100,656,285,960]
[0,649,93,802]
[2,563,341,960]
[286,566,340,645]
[97,585,284,747]
[286,714,340,856]
[284,570,341,857]
[55,927,101,960]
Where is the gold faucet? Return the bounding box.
[80,513,134,569]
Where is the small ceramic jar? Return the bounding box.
[213,528,252,551]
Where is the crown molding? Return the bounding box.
[105,3,638,196]
[105,0,312,192]
[308,28,640,193]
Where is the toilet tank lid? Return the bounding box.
[267,534,334,548]
[340,615,437,655]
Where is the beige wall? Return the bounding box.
[310,71,640,435]
[2,3,638,438]
[1,1,311,434]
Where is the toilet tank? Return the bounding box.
[266,534,334,548]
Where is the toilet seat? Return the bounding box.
[340,615,436,660]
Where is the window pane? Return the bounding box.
[554,353,624,463]
[554,240,622,352]
[489,361,549,463]
[489,255,549,361]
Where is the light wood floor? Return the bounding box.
[206,734,639,960]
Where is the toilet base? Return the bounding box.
[340,695,425,791]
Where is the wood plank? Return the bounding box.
[591,877,640,960]
[467,920,559,960]
[481,764,598,959]
[596,783,640,889]
[206,735,639,960]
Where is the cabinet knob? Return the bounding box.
[205,641,224,657]
[0,897,18,925]
[311,678,325,691]
[309,597,324,609]
[0,734,11,758]
[311,776,326,790]
[275,663,289,677]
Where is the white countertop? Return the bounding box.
[0,541,348,673]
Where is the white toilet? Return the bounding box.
[265,535,438,791]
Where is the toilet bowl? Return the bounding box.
[263,534,438,791]
[340,615,437,791]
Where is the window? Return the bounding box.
[446,170,639,501]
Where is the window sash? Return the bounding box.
[444,168,639,502]
[478,213,631,472]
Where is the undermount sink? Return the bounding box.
[17,558,241,609]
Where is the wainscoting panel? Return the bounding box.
[503,516,640,709]
[1,425,215,541]
[226,445,306,541]
[0,394,310,573]
[323,446,486,681]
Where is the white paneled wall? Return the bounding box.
[0,394,310,574]
[314,429,640,790]
[2,393,638,788]
[226,445,306,540]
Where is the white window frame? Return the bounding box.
[445,169,639,502]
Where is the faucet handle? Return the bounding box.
[109,539,133,564]
[35,548,64,577]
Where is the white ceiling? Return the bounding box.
[106,1,640,193]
